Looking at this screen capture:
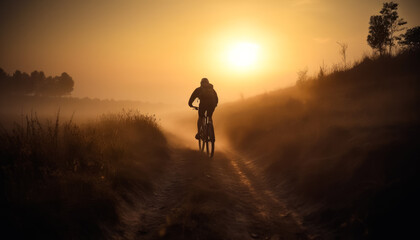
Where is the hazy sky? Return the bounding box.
[1,0,419,105]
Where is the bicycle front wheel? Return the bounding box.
[199,138,205,152]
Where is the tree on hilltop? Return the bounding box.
[399,26,420,51]
[367,2,407,55]
[367,15,388,55]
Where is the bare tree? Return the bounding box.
[318,60,327,78]
[296,67,308,86]
[337,42,348,69]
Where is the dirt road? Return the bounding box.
[113,144,317,240]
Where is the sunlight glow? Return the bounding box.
[227,42,260,69]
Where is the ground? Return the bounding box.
[112,145,322,240]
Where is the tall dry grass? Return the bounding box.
[0,110,169,239]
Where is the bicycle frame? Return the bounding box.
[193,107,215,157]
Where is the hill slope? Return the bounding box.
[217,51,420,239]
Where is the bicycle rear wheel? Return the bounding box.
[198,123,205,152]
[206,124,215,158]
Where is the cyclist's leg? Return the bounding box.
[206,106,216,140]
[197,107,205,138]
[207,106,215,122]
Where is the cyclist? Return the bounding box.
[188,78,218,140]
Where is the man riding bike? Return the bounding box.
[188,78,218,140]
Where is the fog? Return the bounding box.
[1,0,419,104]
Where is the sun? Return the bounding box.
[227,42,260,69]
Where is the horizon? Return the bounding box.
[1,0,419,104]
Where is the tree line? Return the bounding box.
[0,68,74,96]
[367,1,420,55]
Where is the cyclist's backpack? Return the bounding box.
[200,86,217,106]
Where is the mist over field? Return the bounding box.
[1,1,420,239]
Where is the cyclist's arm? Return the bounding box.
[214,89,218,106]
[188,88,199,107]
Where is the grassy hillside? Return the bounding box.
[0,110,170,239]
[218,51,420,239]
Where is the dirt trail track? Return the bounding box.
[114,144,318,240]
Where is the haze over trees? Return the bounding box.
[0,68,74,96]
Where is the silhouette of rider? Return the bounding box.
[188,78,218,139]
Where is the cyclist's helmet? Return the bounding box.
[201,78,209,85]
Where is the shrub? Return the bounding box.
[0,110,169,239]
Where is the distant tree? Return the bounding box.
[367,15,388,55]
[318,60,327,78]
[38,76,55,96]
[37,72,74,96]
[399,26,420,51]
[381,2,407,54]
[30,70,46,95]
[0,68,74,96]
[57,72,74,95]
[12,70,23,93]
[0,68,6,79]
[336,42,348,69]
[367,2,407,55]
[296,67,308,86]
[0,68,9,91]
[12,70,32,94]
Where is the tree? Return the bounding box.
[381,2,407,54]
[367,15,388,55]
[12,70,32,94]
[0,68,6,80]
[318,60,326,78]
[367,2,407,55]
[0,68,74,96]
[30,71,46,95]
[0,68,10,93]
[399,26,420,51]
[37,72,74,96]
[296,67,308,86]
[56,72,74,96]
[337,42,348,69]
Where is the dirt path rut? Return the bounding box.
[115,147,313,240]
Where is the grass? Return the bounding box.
[0,110,170,239]
[217,50,420,239]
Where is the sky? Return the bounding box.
[1,0,419,105]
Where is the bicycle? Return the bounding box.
[193,106,215,157]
